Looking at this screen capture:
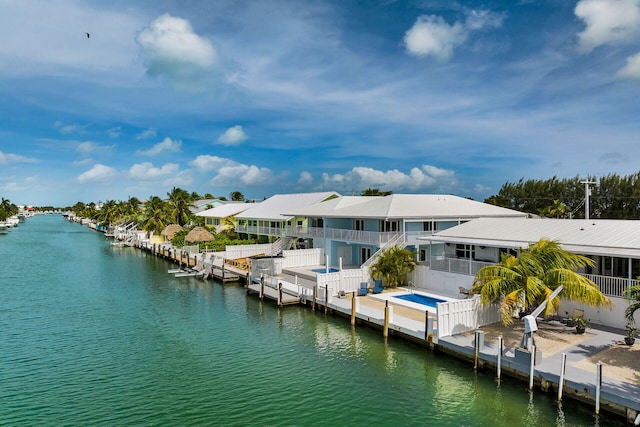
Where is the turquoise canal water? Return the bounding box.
[0,216,619,426]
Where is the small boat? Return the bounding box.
[0,223,10,234]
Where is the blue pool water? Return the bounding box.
[312,267,339,273]
[393,293,446,308]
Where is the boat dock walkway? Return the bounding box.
[312,293,640,423]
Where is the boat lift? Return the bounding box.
[521,285,563,351]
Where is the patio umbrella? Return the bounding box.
[185,226,214,243]
[161,224,183,241]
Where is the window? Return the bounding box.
[379,220,400,232]
[354,219,365,231]
[456,244,475,259]
[423,221,434,232]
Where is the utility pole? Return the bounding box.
[581,180,596,220]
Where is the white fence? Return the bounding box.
[224,243,273,259]
[281,248,325,268]
[436,297,501,338]
[317,268,369,295]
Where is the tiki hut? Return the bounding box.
[185,226,214,243]
[161,224,183,241]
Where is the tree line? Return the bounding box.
[0,198,19,221]
[67,188,248,236]
[484,172,640,219]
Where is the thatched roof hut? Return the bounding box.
[161,224,183,241]
[185,226,214,243]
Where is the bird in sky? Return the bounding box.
[85,32,90,38]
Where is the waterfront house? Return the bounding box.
[423,217,640,328]
[195,203,253,234]
[283,194,527,269]
[190,198,227,215]
[235,192,340,243]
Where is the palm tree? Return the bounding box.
[369,245,417,288]
[230,191,245,202]
[96,200,119,226]
[0,197,18,220]
[142,196,167,235]
[167,187,193,226]
[471,239,610,325]
[623,285,640,324]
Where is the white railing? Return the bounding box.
[584,274,640,298]
[283,226,400,246]
[430,258,639,298]
[361,233,404,269]
[430,257,494,276]
[236,225,284,237]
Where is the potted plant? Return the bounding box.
[565,312,575,326]
[625,323,637,346]
[573,316,588,334]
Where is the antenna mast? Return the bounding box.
[580,180,596,220]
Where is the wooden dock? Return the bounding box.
[246,282,301,306]
[211,267,241,283]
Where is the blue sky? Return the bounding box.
[2,0,640,207]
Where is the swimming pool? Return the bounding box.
[312,268,340,273]
[392,293,446,309]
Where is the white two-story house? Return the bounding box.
[424,217,640,328]
[283,194,527,269]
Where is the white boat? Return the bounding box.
[0,223,10,234]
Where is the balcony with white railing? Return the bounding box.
[236,224,285,237]
[429,257,640,298]
[430,257,494,276]
[283,226,401,246]
[584,274,640,298]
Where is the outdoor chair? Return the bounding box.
[373,279,384,294]
[358,282,369,296]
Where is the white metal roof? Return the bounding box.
[195,203,253,218]
[235,192,340,221]
[427,217,640,258]
[284,194,527,220]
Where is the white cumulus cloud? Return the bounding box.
[575,0,640,53]
[77,164,117,183]
[129,162,180,180]
[403,10,504,61]
[320,165,456,193]
[136,14,218,90]
[617,52,640,79]
[191,155,238,172]
[211,164,276,186]
[136,137,182,156]
[298,171,313,185]
[216,125,248,146]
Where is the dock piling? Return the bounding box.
[558,353,566,401]
[383,300,389,338]
[529,345,536,391]
[497,335,503,381]
[351,296,357,326]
